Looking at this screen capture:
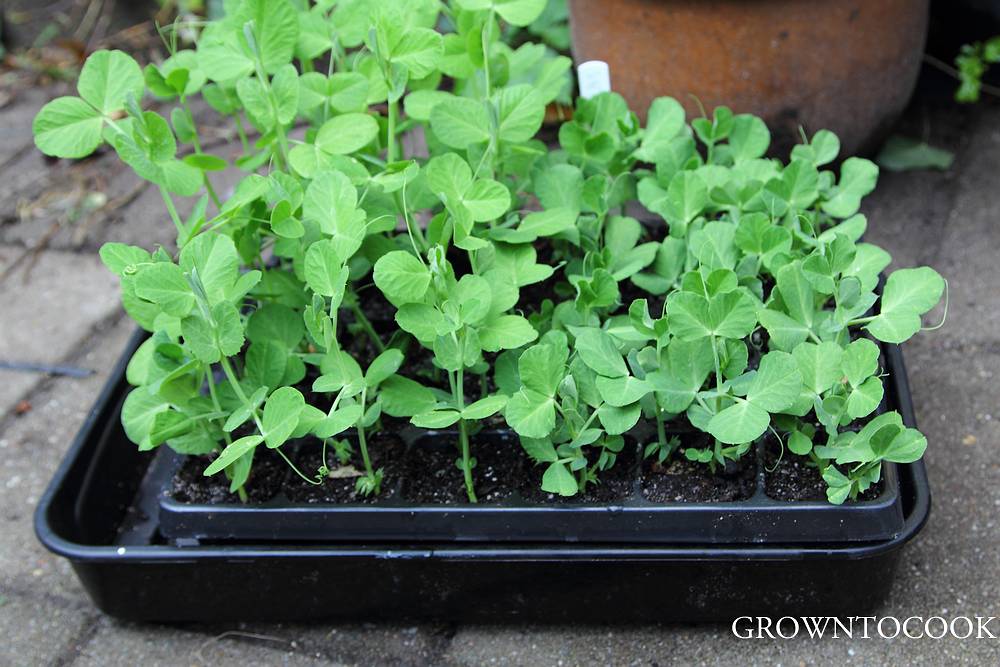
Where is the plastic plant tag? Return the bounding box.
[577,60,611,99]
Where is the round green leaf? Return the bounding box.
[316,113,379,154]
[77,50,144,114]
[430,97,490,149]
[373,251,430,304]
[262,386,306,448]
[32,97,103,158]
[303,240,346,297]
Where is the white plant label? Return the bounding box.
[577,60,611,99]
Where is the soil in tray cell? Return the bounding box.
[170,446,288,504]
[762,437,883,502]
[517,439,639,504]
[400,432,524,504]
[281,432,407,504]
[640,434,757,503]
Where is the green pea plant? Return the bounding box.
[33,0,945,506]
[954,35,1000,103]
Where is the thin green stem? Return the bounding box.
[386,99,398,163]
[159,186,186,239]
[183,100,223,209]
[655,408,668,448]
[205,367,247,502]
[250,53,289,170]
[276,448,322,485]
[321,438,331,472]
[399,184,427,260]
[574,404,603,440]
[453,335,477,503]
[357,387,375,480]
[482,12,494,99]
[233,114,250,153]
[348,295,385,352]
[219,355,263,432]
[709,334,723,412]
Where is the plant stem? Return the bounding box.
[250,55,290,170]
[482,13,494,99]
[347,295,385,352]
[159,186,186,239]
[399,185,427,258]
[386,99,398,163]
[655,408,667,448]
[357,386,375,480]
[184,101,222,209]
[454,336,477,503]
[206,367,247,502]
[219,355,264,432]
[459,418,476,503]
[233,114,250,153]
[276,448,322,485]
[709,334,723,412]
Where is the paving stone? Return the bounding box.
[0,591,95,667]
[0,246,122,412]
[236,622,454,666]
[0,316,133,604]
[73,618,339,667]
[0,85,68,169]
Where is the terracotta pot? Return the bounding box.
[567,0,929,156]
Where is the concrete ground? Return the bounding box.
[2,38,999,667]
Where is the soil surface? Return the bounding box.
[170,447,288,504]
[169,435,408,505]
[763,441,884,502]
[641,453,758,503]
[518,440,639,503]
[169,428,885,505]
[401,432,523,504]
[282,433,406,503]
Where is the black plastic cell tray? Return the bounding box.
[33,330,931,622]
[156,349,906,546]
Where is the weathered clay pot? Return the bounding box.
[567,0,929,156]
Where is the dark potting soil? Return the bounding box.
[517,440,639,503]
[356,281,396,325]
[762,441,883,502]
[170,447,288,504]
[641,442,758,503]
[282,433,406,504]
[762,443,827,501]
[400,433,524,504]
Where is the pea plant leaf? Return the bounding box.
[822,157,879,218]
[78,49,145,114]
[455,0,547,26]
[430,97,491,149]
[262,386,306,449]
[865,267,945,343]
[204,435,265,476]
[373,251,431,304]
[32,98,105,158]
[707,351,803,444]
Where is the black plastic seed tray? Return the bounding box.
[155,352,906,546]
[33,330,932,622]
